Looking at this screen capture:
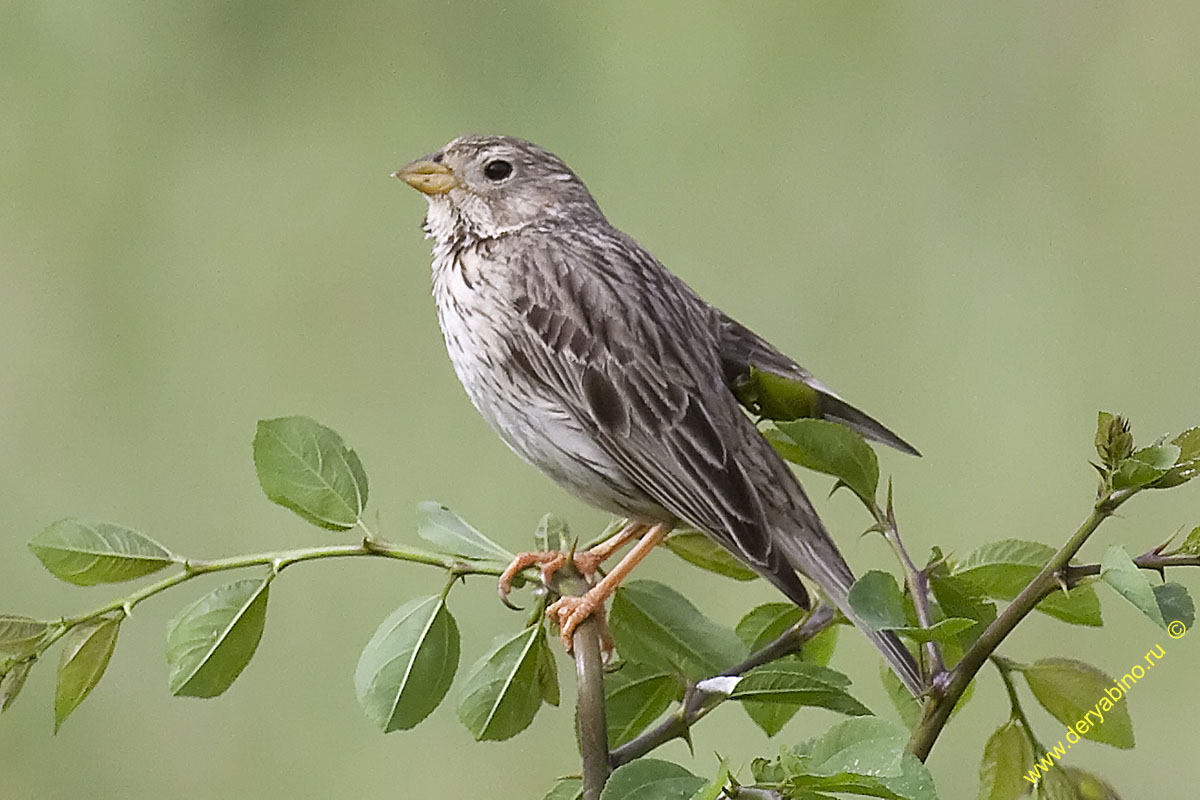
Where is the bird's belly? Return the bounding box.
[434,265,666,520]
[479,386,665,519]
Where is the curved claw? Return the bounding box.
[497,584,525,611]
[497,550,570,611]
[497,552,543,611]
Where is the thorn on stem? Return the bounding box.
[1053,571,1069,593]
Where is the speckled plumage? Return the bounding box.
[401,135,923,695]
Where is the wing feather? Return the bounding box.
[512,231,784,568]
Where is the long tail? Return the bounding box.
[766,524,924,697]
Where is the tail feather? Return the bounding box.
[817,390,921,458]
[862,626,924,697]
[771,524,925,697]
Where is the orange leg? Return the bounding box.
[547,521,673,650]
[572,521,647,576]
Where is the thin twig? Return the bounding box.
[30,539,517,656]
[723,604,836,676]
[992,655,1045,754]
[872,486,944,682]
[1063,550,1200,584]
[609,604,836,768]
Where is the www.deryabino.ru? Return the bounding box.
[1024,620,1185,787]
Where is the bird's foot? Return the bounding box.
[497,550,570,609]
[547,591,614,656]
[496,537,618,608]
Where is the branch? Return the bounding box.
[906,488,1136,760]
[992,655,1045,754]
[609,604,836,768]
[1064,550,1200,584]
[27,537,514,657]
[558,570,610,800]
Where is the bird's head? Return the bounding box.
[394,135,602,240]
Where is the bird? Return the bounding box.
[394,134,924,696]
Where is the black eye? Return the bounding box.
[483,159,513,181]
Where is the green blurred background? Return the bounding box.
[2,3,1198,798]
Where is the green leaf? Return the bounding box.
[1111,459,1165,490]
[599,759,705,800]
[1153,582,1194,628]
[604,663,682,747]
[764,747,937,800]
[1111,444,1178,489]
[953,540,1049,596]
[28,519,175,586]
[801,623,840,667]
[952,539,1103,626]
[847,570,907,630]
[873,754,941,800]
[1171,426,1200,462]
[253,416,369,530]
[609,580,746,681]
[850,571,977,643]
[1099,545,1166,628]
[1062,767,1122,800]
[737,603,804,650]
[663,528,758,581]
[1036,587,1103,627]
[456,624,551,741]
[890,617,977,645]
[1131,443,1179,469]
[806,716,906,777]
[770,419,880,504]
[1,658,35,712]
[688,763,732,800]
[535,514,569,552]
[928,572,996,648]
[542,778,584,800]
[735,604,839,666]
[0,615,50,659]
[977,719,1034,800]
[1173,525,1200,556]
[355,595,460,733]
[535,628,559,706]
[1035,766,1075,800]
[733,659,869,735]
[166,577,271,698]
[771,717,939,800]
[416,501,514,562]
[1020,658,1134,749]
[1151,427,1200,488]
[54,616,121,731]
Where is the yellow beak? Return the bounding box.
[393,159,458,196]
